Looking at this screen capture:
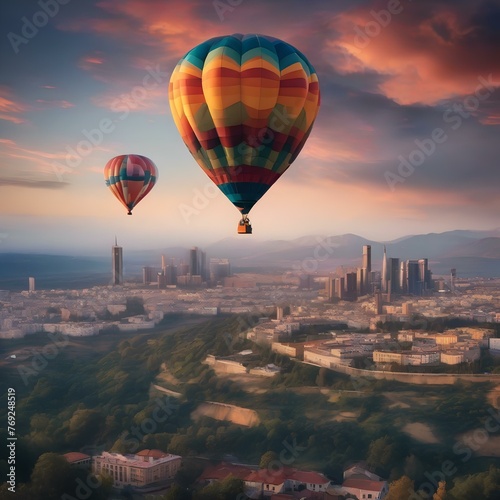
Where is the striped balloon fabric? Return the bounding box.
[169,33,320,216]
[104,155,158,215]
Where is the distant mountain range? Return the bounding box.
[2,229,500,290]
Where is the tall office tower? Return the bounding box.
[28,276,35,292]
[406,260,420,295]
[142,266,155,284]
[327,277,335,300]
[158,272,167,288]
[400,260,408,293]
[200,250,208,281]
[418,258,429,291]
[375,290,383,314]
[362,245,372,272]
[166,258,178,285]
[276,306,284,321]
[356,268,365,296]
[450,268,456,292]
[335,277,345,299]
[389,258,400,293]
[345,272,357,300]
[161,255,167,275]
[112,237,123,285]
[381,246,388,292]
[189,247,200,276]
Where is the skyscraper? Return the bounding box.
[406,260,420,295]
[360,244,372,295]
[28,276,35,292]
[418,258,429,291]
[190,247,200,276]
[381,246,388,292]
[388,257,400,293]
[112,237,123,285]
[362,245,371,273]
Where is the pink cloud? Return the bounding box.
[35,99,75,109]
[0,89,29,124]
[332,1,500,104]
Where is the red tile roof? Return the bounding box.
[343,478,387,492]
[63,452,91,464]
[136,449,168,459]
[199,462,255,482]
[287,470,330,484]
[245,468,287,485]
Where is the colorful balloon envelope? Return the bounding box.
[104,154,158,215]
[169,33,320,233]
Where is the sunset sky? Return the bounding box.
[1,0,499,254]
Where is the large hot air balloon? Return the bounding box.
[104,154,158,215]
[169,33,320,234]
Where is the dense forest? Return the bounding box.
[1,314,500,499]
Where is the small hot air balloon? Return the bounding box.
[104,154,158,215]
[169,33,320,234]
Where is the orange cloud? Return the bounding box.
[333,1,500,104]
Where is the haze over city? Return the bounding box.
[1,0,500,254]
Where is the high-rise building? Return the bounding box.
[142,266,155,284]
[166,258,177,285]
[381,246,388,292]
[400,261,408,293]
[418,258,429,291]
[276,306,284,321]
[210,258,231,282]
[345,272,357,300]
[356,267,365,296]
[28,276,35,292]
[450,268,457,292]
[200,250,207,281]
[190,247,200,276]
[375,290,383,314]
[388,258,400,293]
[362,245,372,273]
[112,237,123,285]
[335,277,345,299]
[406,260,420,295]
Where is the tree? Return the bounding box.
[366,436,396,474]
[30,453,74,500]
[164,484,192,500]
[385,475,416,500]
[194,475,245,500]
[404,454,425,483]
[433,480,447,500]
[259,450,279,469]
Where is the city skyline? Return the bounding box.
[1,0,500,254]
